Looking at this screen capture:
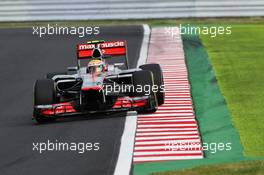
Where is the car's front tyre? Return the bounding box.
[33,79,57,123]
[139,64,165,106]
[132,70,157,113]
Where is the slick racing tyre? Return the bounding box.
[46,72,67,79]
[34,79,57,123]
[139,64,165,105]
[132,70,157,112]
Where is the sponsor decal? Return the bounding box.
[78,41,125,51]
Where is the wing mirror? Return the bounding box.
[67,66,78,71]
[114,63,124,67]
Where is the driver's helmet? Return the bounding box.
[87,59,105,74]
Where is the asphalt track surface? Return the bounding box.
[0,26,143,175]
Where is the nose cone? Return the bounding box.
[81,74,104,91]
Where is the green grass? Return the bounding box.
[152,160,264,175]
[200,24,264,157]
[0,17,264,28]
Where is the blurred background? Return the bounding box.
[0,0,264,21]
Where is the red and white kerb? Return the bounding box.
[133,27,203,163]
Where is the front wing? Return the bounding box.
[33,96,155,119]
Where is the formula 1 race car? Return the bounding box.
[33,40,164,123]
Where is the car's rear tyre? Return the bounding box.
[132,70,157,112]
[46,72,67,79]
[139,64,165,105]
[34,79,56,123]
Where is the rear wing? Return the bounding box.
[76,40,129,69]
[77,41,126,59]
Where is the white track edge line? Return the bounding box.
[113,111,137,175]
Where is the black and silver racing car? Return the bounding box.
[33,40,164,123]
